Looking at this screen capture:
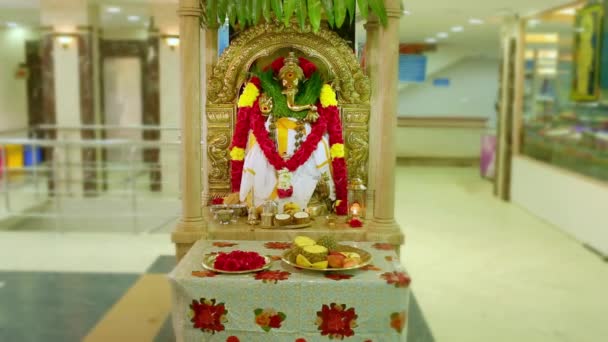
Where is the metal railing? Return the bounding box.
[0,125,182,233]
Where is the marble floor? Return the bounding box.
[0,166,607,341]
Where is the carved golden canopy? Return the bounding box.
[206,20,370,198]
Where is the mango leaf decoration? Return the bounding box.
[320,0,335,28]
[307,0,322,32]
[295,0,308,29]
[368,0,388,26]
[261,0,272,22]
[357,0,368,19]
[345,0,356,23]
[200,0,389,30]
[283,0,297,26]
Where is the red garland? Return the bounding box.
[229,82,348,215]
[250,104,328,172]
[230,105,252,192]
[319,105,348,215]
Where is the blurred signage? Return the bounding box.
[433,78,450,87]
[399,54,427,83]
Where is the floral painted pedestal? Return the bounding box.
[169,240,411,341]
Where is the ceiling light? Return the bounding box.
[425,38,437,44]
[437,32,449,39]
[451,26,464,32]
[469,18,484,25]
[402,10,411,16]
[128,15,141,22]
[558,8,577,16]
[106,7,121,14]
[6,22,18,28]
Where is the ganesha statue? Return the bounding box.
[229,52,348,215]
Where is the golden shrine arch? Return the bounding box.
[205,21,371,199]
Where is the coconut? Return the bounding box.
[274,213,292,226]
[293,211,310,224]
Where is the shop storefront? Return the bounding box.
[505,0,608,257]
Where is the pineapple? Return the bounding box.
[301,245,328,263]
[316,235,338,252]
[293,236,316,255]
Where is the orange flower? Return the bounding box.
[390,311,407,333]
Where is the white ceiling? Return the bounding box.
[394,0,573,54]
[1,0,574,45]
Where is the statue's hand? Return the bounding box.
[305,108,319,123]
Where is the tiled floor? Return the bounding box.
[396,167,608,342]
[0,166,606,341]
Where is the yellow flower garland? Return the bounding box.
[320,84,338,108]
[330,143,345,159]
[230,147,245,161]
[237,82,260,108]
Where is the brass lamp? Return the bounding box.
[347,178,367,219]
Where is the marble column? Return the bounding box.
[366,0,402,232]
[172,0,206,261]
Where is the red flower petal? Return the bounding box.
[226,336,240,342]
[264,242,292,249]
[269,315,283,328]
[372,243,395,251]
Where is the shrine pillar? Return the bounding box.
[366,0,402,233]
[172,0,206,260]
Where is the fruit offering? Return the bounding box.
[292,235,363,269]
[213,250,266,271]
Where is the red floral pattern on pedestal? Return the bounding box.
[254,270,291,284]
[212,242,238,248]
[372,243,395,251]
[254,308,286,332]
[325,273,353,281]
[191,270,218,278]
[390,311,407,334]
[380,272,412,288]
[264,241,292,250]
[360,264,382,271]
[189,298,227,334]
[316,303,358,339]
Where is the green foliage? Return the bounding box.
[254,69,323,120]
[320,0,335,27]
[200,0,388,31]
[357,0,368,19]
[334,0,346,28]
[307,0,322,32]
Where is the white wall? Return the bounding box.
[396,127,486,158]
[396,53,498,159]
[511,156,608,257]
[159,38,181,194]
[398,56,499,117]
[0,28,39,133]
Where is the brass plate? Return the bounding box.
[260,222,312,230]
[281,244,373,272]
[202,253,273,274]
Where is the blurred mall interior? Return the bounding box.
[0,0,607,341]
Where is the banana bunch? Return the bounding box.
[283,202,300,215]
